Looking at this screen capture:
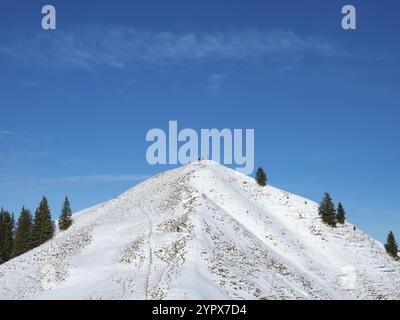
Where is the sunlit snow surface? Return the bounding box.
[0,161,399,300]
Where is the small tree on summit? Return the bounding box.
[385,231,399,259]
[255,167,267,186]
[318,192,337,227]
[336,202,346,224]
[59,197,73,231]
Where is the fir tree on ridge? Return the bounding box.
[385,231,399,259]
[59,196,73,231]
[0,208,14,264]
[30,197,54,248]
[318,192,337,227]
[255,167,267,187]
[336,202,346,224]
[13,207,33,257]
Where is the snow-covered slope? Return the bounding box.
[0,161,399,300]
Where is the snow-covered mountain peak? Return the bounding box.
[1,161,399,300]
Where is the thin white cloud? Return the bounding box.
[0,130,14,136]
[48,174,149,183]
[0,46,11,53]
[0,174,149,186]
[3,27,348,70]
[207,72,229,92]
[0,130,52,144]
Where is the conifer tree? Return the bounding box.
[11,213,15,235]
[0,209,14,264]
[318,192,337,227]
[13,207,33,257]
[255,167,267,186]
[336,202,346,224]
[0,209,4,264]
[31,197,54,248]
[385,231,399,259]
[58,197,73,231]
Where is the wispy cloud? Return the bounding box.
[0,130,14,138]
[0,150,53,165]
[0,174,149,186]
[0,130,52,144]
[0,46,11,54]
[1,27,348,70]
[207,72,229,92]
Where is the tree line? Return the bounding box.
[318,192,398,259]
[255,166,398,260]
[318,192,346,227]
[0,196,73,265]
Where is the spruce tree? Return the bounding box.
[0,209,14,264]
[13,207,33,257]
[385,231,399,259]
[255,167,267,186]
[336,202,346,224]
[0,209,4,264]
[31,197,54,248]
[59,197,73,231]
[11,213,15,235]
[318,192,337,227]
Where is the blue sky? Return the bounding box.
[0,0,399,242]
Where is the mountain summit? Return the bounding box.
[1,161,399,300]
